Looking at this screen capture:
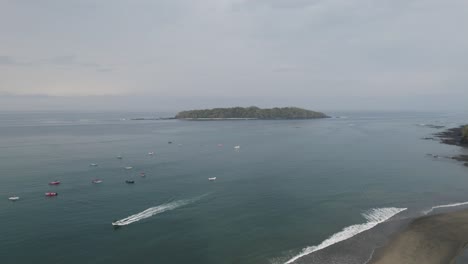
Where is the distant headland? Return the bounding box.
[174,106,329,120]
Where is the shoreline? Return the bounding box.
[370,209,468,264]
[369,125,468,264]
[435,125,468,166]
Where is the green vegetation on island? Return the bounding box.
[175,106,329,120]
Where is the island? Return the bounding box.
[175,106,329,120]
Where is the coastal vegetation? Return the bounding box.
[175,106,328,120]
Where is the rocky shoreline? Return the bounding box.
[435,125,468,167]
[368,125,468,264]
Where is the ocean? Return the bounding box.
[1,111,468,264]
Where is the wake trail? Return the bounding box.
[112,194,207,226]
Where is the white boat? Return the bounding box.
[90,163,98,167]
[148,152,155,156]
[234,146,240,150]
[8,196,19,201]
[208,177,217,181]
[125,166,133,170]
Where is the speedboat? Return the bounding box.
[45,192,58,197]
[8,196,19,201]
[208,177,217,181]
[92,179,103,184]
[49,181,60,185]
[125,180,135,184]
[90,163,98,167]
[124,166,133,170]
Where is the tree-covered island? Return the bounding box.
[175,106,329,120]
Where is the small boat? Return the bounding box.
[49,181,60,185]
[168,141,173,144]
[92,179,103,184]
[90,163,98,167]
[117,156,123,159]
[125,180,135,184]
[217,144,223,147]
[8,196,20,201]
[208,177,217,181]
[124,166,133,170]
[234,145,240,150]
[45,192,58,197]
[140,172,146,177]
[148,152,155,156]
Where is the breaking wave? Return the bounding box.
[423,201,468,215]
[283,207,407,264]
[112,195,205,226]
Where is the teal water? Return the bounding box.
[1,112,468,264]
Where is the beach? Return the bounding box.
[370,125,468,264]
[370,210,468,264]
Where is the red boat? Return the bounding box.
[45,192,58,197]
[49,181,60,185]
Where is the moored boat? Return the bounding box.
[208,177,217,181]
[45,192,58,197]
[92,179,103,184]
[125,180,135,184]
[8,196,20,201]
[49,181,60,185]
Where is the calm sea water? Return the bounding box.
[1,111,468,264]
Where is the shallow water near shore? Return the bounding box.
[1,111,468,264]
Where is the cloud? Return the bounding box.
[46,55,77,65]
[0,0,467,111]
[0,56,16,65]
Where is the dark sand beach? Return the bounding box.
[371,125,468,264]
[371,209,468,264]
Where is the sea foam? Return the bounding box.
[423,201,468,215]
[283,207,407,264]
[112,195,204,226]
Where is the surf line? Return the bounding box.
[283,207,407,264]
[423,201,468,215]
[112,194,207,227]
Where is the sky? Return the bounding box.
[1,0,467,112]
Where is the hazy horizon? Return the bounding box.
[0,94,467,113]
[1,0,468,112]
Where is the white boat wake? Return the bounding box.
[283,207,407,264]
[112,195,205,226]
[423,201,468,215]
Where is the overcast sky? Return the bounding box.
[1,0,467,112]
